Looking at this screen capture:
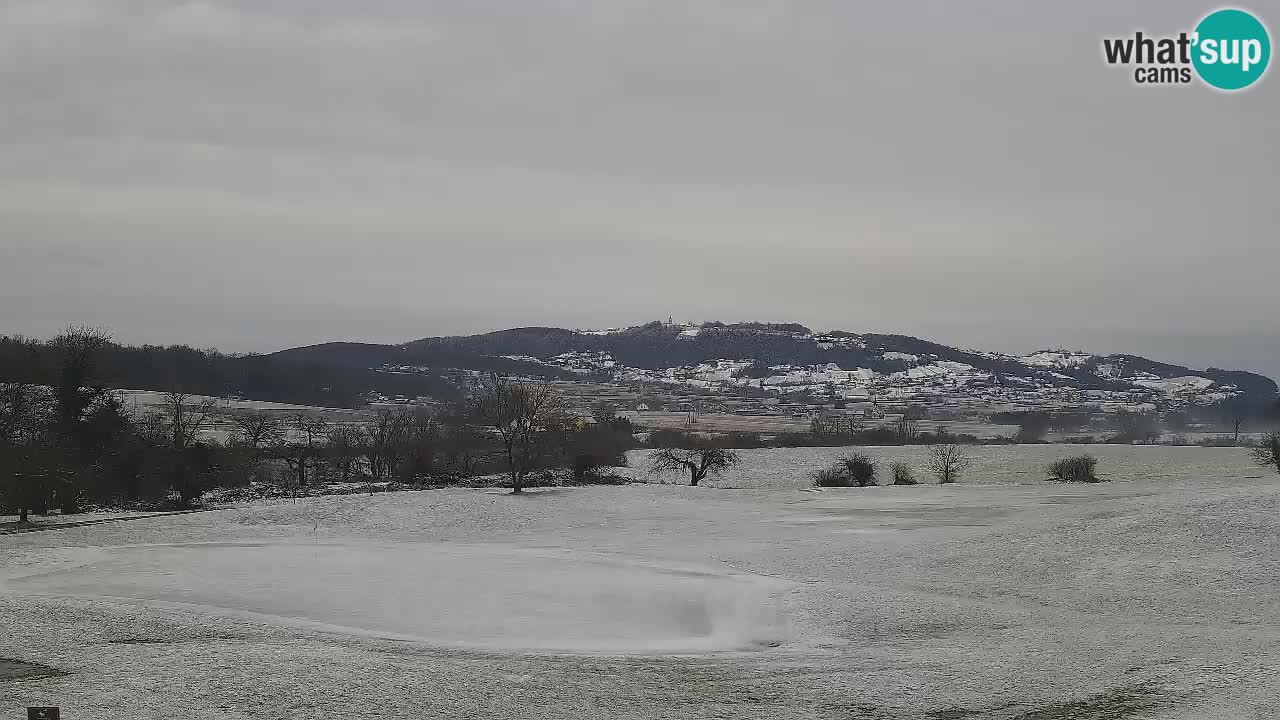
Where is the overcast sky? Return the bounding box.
[1,1,1277,378]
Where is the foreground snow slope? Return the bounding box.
[6,542,789,655]
[3,455,1280,718]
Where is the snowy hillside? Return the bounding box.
[276,320,1277,413]
[449,323,1271,412]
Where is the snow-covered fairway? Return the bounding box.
[6,542,788,655]
[3,457,1280,718]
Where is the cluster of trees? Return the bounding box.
[1,329,640,518]
[219,407,492,494]
[994,402,1280,446]
[217,380,638,497]
[996,410,1170,444]
[0,333,460,409]
[254,382,636,495]
[811,446,970,487]
[0,328,229,519]
[803,420,980,447]
[653,424,982,450]
[398,324,918,374]
[469,377,636,492]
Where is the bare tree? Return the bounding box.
[0,383,42,443]
[224,412,284,486]
[1,382,48,523]
[1230,412,1247,446]
[159,392,218,507]
[162,392,216,452]
[49,325,113,431]
[1252,432,1280,476]
[902,404,929,421]
[590,401,619,426]
[927,443,971,484]
[361,409,409,481]
[649,447,740,486]
[811,415,862,438]
[436,403,486,479]
[895,416,920,442]
[278,413,329,490]
[45,326,121,513]
[231,412,284,454]
[325,424,364,484]
[135,409,169,446]
[469,375,567,493]
[890,461,917,485]
[294,413,328,450]
[399,410,438,481]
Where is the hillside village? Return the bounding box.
[373,322,1248,421]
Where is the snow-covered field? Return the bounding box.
[3,446,1279,718]
[116,390,355,415]
[6,542,788,655]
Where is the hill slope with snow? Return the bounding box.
[273,321,1277,412]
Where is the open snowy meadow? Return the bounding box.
[2,445,1278,719]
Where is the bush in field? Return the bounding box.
[890,461,917,485]
[1046,455,1103,483]
[812,466,850,487]
[1252,432,1280,476]
[841,453,877,486]
[813,453,877,487]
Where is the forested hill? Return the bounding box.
[3,322,1276,410]
[0,336,463,409]
[272,321,1279,406]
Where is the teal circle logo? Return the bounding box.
[1192,8,1271,90]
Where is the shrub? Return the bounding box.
[813,453,878,487]
[1046,455,1103,483]
[812,466,851,487]
[1251,432,1280,476]
[842,453,877,486]
[845,456,876,485]
[890,462,917,485]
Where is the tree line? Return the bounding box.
[1,328,638,520]
[993,402,1280,445]
[0,332,460,409]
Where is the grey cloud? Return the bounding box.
[1,0,1277,378]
